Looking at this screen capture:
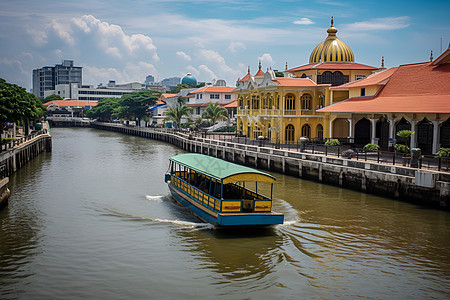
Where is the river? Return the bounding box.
[1,127,449,299]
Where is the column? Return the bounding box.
[410,119,417,149]
[347,117,354,143]
[432,120,441,154]
[370,118,378,145]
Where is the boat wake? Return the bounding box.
[274,198,301,227]
[145,195,165,202]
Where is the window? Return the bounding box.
[301,94,312,110]
[285,124,295,142]
[196,107,200,114]
[355,75,366,81]
[317,124,323,139]
[361,88,366,96]
[210,94,219,99]
[301,124,311,138]
[225,94,231,100]
[285,94,295,110]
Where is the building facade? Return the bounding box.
[32,60,82,98]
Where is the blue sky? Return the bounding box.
[0,0,448,92]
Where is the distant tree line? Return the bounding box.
[0,78,46,135]
[85,89,161,125]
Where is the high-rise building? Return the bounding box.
[145,75,155,85]
[161,77,181,87]
[32,60,82,98]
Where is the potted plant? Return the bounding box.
[363,143,380,152]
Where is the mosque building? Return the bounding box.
[235,17,381,144]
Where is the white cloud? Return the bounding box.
[198,65,217,81]
[176,51,191,61]
[293,18,314,25]
[71,15,158,60]
[258,53,274,67]
[50,19,74,45]
[228,41,246,53]
[25,26,48,47]
[83,61,158,85]
[346,17,410,31]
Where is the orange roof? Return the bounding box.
[222,100,237,108]
[159,94,178,101]
[331,67,398,90]
[319,61,450,113]
[44,100,98,107]
[254,69,265,77]
[190,86,235,93]
[273,78,317,86]
[287,62,378,72]
[238,73,252,82]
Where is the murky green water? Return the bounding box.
[1,127,449,299]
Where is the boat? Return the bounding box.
[165,153,284,226]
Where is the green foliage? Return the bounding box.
[395,144,410,153]
[213,125,236,132]
[1,138,15,144]
[274,71,284,77]
[0,78,46,134]
[396,130,414,139]
[325,139,341,146]
[116,89,160,122]
[202,102,228,125]
[363,143,380,151]
[85,97,121,121]
[164,98,193,128]
[436,148,450,158]
[43,94,63,103]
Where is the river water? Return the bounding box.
[1,127,449,299]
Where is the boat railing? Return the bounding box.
[171,172,273,213]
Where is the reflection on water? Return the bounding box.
[0,127,449,299]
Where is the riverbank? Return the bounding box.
[90,122,450,210]
[0,123,52,210]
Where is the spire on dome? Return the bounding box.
[258,60,262,70]
[331,16,334,26]
[285,62,288,70]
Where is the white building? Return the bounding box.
[187,85,237,119]
[43,81,142,101]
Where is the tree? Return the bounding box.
[202,102,227,125]
[85,97,121,121]
[165,97,193,128]
[115,89,160,126]
[396,130,414,153]
[0,78,46,135]
[275,71,284,77]
[43,94,63,103]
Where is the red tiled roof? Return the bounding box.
[238,72,252,82]
[331,67,398,90]
[44,100,98,107]
[286,62,378,72]
[222,100,237,108]
[319,61,450,113]
[160,93,178,100]
[190,86,235,93]
[273,78,317,86]
[254,69,265,77]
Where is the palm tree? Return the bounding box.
[164,97,193,128]
[396,129,414,153]
[202,102,227,125]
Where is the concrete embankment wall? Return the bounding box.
[91,123,450,210]
[0,134,52,178]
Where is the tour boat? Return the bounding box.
[165,153,284,226]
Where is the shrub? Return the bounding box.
[363,143,380,151]
[213,125,236,132]
[1,138,15,144]
[436,148,450,158]
[325,139,340,146]
[395,144,409,153]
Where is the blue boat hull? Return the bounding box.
[168,183,284,227]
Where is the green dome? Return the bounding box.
[181,73,197,85]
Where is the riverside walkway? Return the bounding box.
[91,122,450,210]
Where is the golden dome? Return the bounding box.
[309,17,354,64]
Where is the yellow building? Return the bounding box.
[235,17,379,143]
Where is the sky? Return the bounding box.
[0,0,448,92]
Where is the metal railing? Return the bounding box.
[0,129,49,152]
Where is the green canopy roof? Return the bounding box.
[169,153,275,184]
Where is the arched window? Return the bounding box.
[285,124,295,142]
[238,97,243,108]
[301,93,312,110]
[301,124,311,138]
[269,95,273,109]
[285,94,295,111]
[268,124,272,140]
[440,118,450,148]
[417,118,433,154]
[317,124,323,139]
